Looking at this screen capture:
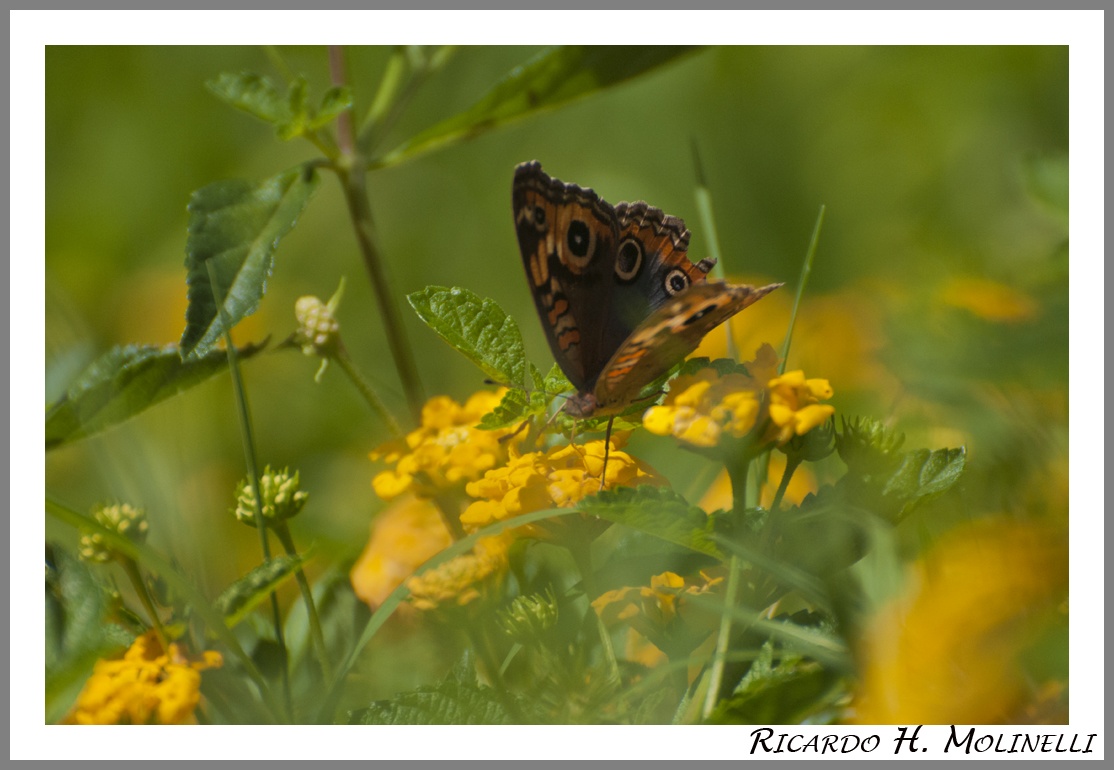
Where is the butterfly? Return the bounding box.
[513,160,783,424]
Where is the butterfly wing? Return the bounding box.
[591,281,784,414]
[603,201,716,357]
[513,161,620,392]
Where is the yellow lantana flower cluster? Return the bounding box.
[371,390,513,500]
[643,344,834,451]
[405,533,515,612]
[64,631,222,725]
[460,439,661,530]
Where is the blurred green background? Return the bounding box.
[45,45,1068,616]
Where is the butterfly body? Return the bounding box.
[513,161,782,419]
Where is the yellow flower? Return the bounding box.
[765,370,835,446]
[350,496,453,611]
[405,532,514,612]
[63,631,222,725]
[644,344,834,451]
[593,571,723,657]
[371,390,513,500]
[460,439,662,530]
[850,517,1067,724]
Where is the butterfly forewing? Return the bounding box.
[591,281,784,414]
[513,161,620,392]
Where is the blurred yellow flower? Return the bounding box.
[63,631,222,725]
[350,496,452,611]
[939,276,1039,323]
[371,390,512,500]
[460,439,662,530]
[593,571,723,657]
[850,517,1067,725]
[406,532,514,612]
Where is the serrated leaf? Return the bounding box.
[207,72,288,124]
[378,45,700,167]
[881,446,967,517]
[348,678,518,725]
[45,341,265,449]
[477,387,538,431]
[407,286,527,387]
[214,553,309,628]
[706,641,842,725]
[180,165,318,358]
[579,486,721,559]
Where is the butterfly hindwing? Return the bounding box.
[513,161,620,392]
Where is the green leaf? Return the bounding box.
[881,446,967,518]
[834,445,967,524]
[207,72,288,125]
[377,45,701,167]
[311,86,354,130]
[348,677,520,725]
[180,165,318,358]
[579,486,721,559]
[705,642,844,725]
[407,286,527,388]
[214,553,310,628]
[45,341,265,449]
[208,72,352,139]
[477,387,538,431]
[277,76,311,140]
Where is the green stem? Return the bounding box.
[566,525,620,687]
[328,45,356,157]
[467,625,524,722]
[779,205,825,374]
[334,347,403,438]
[206,261,292,720]
[119,557,167,648]
[273,522,333,683]
[769,455,801,514]
[726,455,751,519]
[337,162,425,423]
[702,553,741,720]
